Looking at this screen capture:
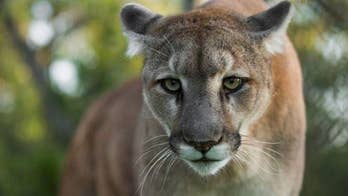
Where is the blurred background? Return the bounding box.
[0,0,347,195]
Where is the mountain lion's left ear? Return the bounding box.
[120,3,162,57]
[246,1,293,54]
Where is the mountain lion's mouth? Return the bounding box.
[191,157,221,163]
[184,157,232,176]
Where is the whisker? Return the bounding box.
[134,142,168,166]
[151,150,172,184]
[163,35,175,53]
[241,142,283,157]
[142,148,171,195]
[239,148,278,176]
[143,135,168,145]
[242,145,280,167]
[241,139,280,145]
[232,154,244,172]
[137,147,170,196]
[145,45,169,57]
[240,134,280,145]
[237,150,269,182]
[161,156,176,190]
[138,148,168,180]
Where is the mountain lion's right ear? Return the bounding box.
[120,3,162,57]
[246,1,293,54]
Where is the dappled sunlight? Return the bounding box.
[27,20,54,47]
[315,32,348,63]
[49,59,79,96]
[27,1,54,48]
[31,0,53,20]
[0,86,15,113]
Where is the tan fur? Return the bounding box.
[60,1,305,196]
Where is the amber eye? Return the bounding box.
[223,77,244,93]
[160,78,181,93]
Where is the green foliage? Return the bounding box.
[0,0,347,195]
[302,146,348,196]
[0,141,63,196]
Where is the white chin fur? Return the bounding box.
[179,143,232,176]
[185,157,231,176]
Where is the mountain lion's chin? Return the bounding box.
[184,157,231,176]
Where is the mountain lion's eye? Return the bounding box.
[223,77,244,93]
[160,78,181,93]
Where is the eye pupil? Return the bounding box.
[161,78,181,93]
[223,77,244,93]
[169,80,177,86]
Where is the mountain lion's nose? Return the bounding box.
[184,138,222,154]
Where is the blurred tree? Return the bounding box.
[286,1,348,195]
[0,0,74,143]
[0,0,179,195]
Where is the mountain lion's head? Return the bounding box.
[121,1,293,176]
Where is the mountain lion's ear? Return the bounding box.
[120,3,162,57]
[246,1,293,54]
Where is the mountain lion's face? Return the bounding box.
[121,2,292,176]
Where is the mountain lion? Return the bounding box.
[60,0,306,195]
